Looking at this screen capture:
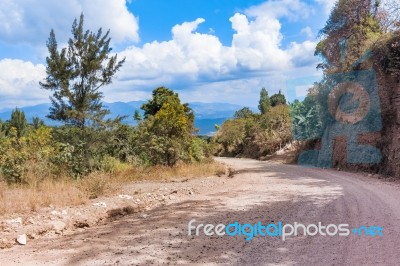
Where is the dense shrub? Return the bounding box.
[0,126,55,184]
[133,89,205,166]
[213,105,292,158]
[213,119,248,156]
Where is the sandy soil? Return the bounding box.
[1,157,400,265]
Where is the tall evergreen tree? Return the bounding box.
[9,108,27,139]
[40,13,125,129]
[258,88,271,114]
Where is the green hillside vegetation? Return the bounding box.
[0,15,217,190]
[213,89,292,158]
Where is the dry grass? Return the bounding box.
[0,179,86,215]
[0,161,226,216]
[79,172,120,200]
[128,161,226,181]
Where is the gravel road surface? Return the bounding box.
[1,157,400,265]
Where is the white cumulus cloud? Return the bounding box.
[288,40,318,67]
[0,0,321,107]
[0,0,139,45]
[0,59,48,109]
[300,26,314,38]
[314,0,336,14]
[230,13,291,71]
[245,0,312,20]
[116,0,317,92]
[119,18,236,83]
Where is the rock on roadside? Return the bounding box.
[16,234,27,245]
[49,221,66,234]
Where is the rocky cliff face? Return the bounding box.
[375,66,400,178]
[319,69,400,178]
[300,38,400,178]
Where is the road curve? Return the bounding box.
[1,157,400,265]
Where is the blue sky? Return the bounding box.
[128,0,327,47]
[0,0,335,110]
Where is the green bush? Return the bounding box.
[0,87,212,183]
[133,87,202,166]
[100,155,131,174]
[213,105,292,158]
[189,137,209,162]
[0,126,55,184]
[213,119,247,156]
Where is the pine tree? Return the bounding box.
[40,13,125,129]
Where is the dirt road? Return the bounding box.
[1,157,400,265]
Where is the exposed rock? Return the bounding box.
[49,221,66,233]
[50,210,60,216]
[16,234,27,245]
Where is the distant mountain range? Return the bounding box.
[0,101,256,135]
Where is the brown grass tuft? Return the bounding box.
[79,172,120,199]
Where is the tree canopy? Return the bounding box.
[141,87,195,133]
[9,108,27,139]
[258,88,271,114]
[234,107,256,119]
[134,87,200,166]
[270,90,287,107]
[315,0,382,71]
[40,13,125,129]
